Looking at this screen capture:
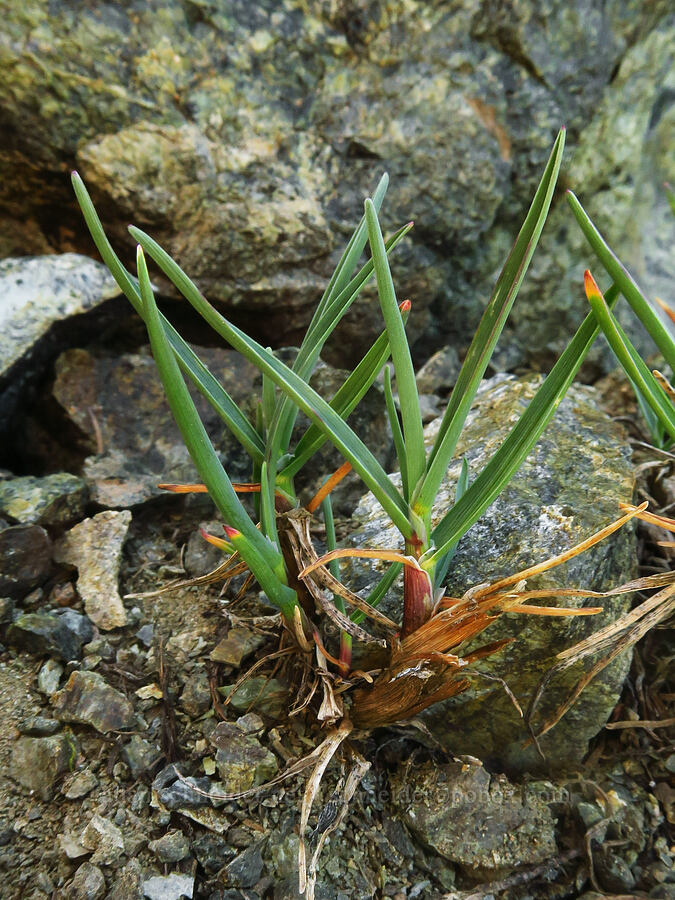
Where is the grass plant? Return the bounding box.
[72,130,655,898]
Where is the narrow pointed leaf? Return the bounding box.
[281,302,410,480]
[383,366,409,501]
[71,173,264,463]
[585,272,675,441]
[130,227,412,537]
[135,245,296,617]
[366,199,425,497]
[567,189,675,371]
[416,129,566,516]
[427,284,619,567]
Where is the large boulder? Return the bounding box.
[0,2,671,366]
[348,373,637,771]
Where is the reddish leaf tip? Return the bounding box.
[399,299,412,312]
[584,269,602,300]
[223,525,241,539]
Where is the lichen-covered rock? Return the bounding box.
[0,473,88,526]
[10,733,78,801]
[349,374,636,770]
[210,721,278,794]
[53,509,130,629]
[391,758,558,878]
[52,670,136,733]
[0,3,670,367]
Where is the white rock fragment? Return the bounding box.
[54,510,131,629]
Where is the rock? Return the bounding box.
[70,862,106,900]
[210,626,267,668]
[152,764,212,811]
[54,509,131,629]
[184,522,226,578]
[226,845,264,889]
[17,715,61,736]
[142,873,195,900]
[0,474,88,526]
[0,255,120,427]
[52,670,136,733]
[53,608,95,643]
[179,668,212,718]
[0,524,51,598]
[2,4,671,371]
[10,733,78,801]
[210,722,278,794]
[81,814,125,866]
[349,374,637,769]
[0,596,14,623]
[191,833,235,874]
[53,346,257,508]
[62,770,99,800]
[148,830,190,864]
[415,346,461,396]
[220,676,289,720]
[108,859,143,900]
[123,735,164,778]
[392,758,557,878]
[6,612,83,662]
[37,658,64,694]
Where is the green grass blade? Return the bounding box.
[259,460,280,550]
[383,365,409,502]
[431,457,470,586]
[416,129,566,517]
[71,173,264,463]
[135,245,296,616]
[585,276,675,441]
[279,303,410,481]
[262,366,276,432]
[567,190,675,371]
[131,226,412,538]
[271,222,413,457]
[426,284,619,568]
[365,199,425,500]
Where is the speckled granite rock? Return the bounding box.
[0,473,88,526]
[0,2,670,367]
[53,510,131,629]
[0,255,120,425]
[392,758,558,878]
[348,373,637,770]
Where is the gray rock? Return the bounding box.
[210,626,267,668]
[415,346,461,396]
[10,733,78,801]
[62,769,99,800]
[1,3,670,371]
[0,524,51,598]
[179,668,212,718]
[108,859,143,900]
[54,509,131,630]
[152,764,212,811]
[142,873,195,900]
[392,758,557,878]
[191,832,235,874]
[349,374,637,769]
[148,830,190,864]
[7,612,83,661]
[0,473,88,526]
[0,255,120,425]
[81,814,126,866]
[220,677,289,720]
[184,522,226,578]
[52,670,136,733]
[123,735,164,778]
[53,608,95,643]
[17,715,61,736]
[70,862,106,900]
[53,346,257,508]
[226,845,264,889]
[37,658,64,695]
[0,596,14,623]
[210,722,278,794]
